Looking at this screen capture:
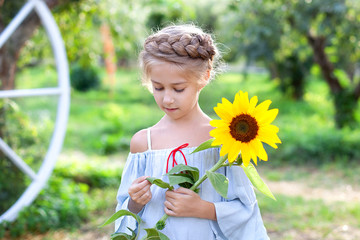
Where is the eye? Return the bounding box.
[154,87,164,91]
[174,88,185,93]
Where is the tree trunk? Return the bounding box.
[306,33,343,94]
[0,0,61,90]
[306,32,359,128]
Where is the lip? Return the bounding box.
[164,107,178,112]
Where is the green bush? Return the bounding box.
[0,100,49,214]
[70,64,100,92]
[0,177,90,238]
[54,158,122,188]
[92,103,129,155]
[269,127,360,165]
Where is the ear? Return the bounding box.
[205,69,211,81]
[199,70,211,89]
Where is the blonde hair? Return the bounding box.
[139,24,221,91]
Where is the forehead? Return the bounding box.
[149,62,194,84]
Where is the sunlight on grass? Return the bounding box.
[259,194,360,239]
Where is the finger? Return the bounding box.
[174,187,193,194]
[138,191,152,202]
[164,201,177,216]
[138,179,152,188]
[131,184,151,198]
[164,206,176,216]
[132,189,152,204]
[133,176,151,184]
[164,200,175,209]
[130,179,151,192]
[165,190,177,200]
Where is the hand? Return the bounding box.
[164,187,216,220]
[128,176,152,213]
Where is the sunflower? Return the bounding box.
[210,91,281,167]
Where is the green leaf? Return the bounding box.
[206,171,229,198]
[111,228,136,240]
[241,163,276,200]
[167,164,199,183]
[168,173,194,186]
[191,138,220,154]
[147,177,174,190]
[141,228,170,240]
[111,233,132,240]
[100,209,142,228]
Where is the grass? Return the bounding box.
[5,65,360,239]
[259,193,360,239]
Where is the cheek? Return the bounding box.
[153,93,162,105]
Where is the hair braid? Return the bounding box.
[139,24,222,91]
[144,32,216,60]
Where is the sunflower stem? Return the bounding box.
[155,155,228,229]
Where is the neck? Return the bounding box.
[162,104,208,127]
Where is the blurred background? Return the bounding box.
[0,0,360,239]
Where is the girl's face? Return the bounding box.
[150,62,203,121]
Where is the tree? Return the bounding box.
[0,0,82,215]
[0,0,82,90]
[219,0,360,128]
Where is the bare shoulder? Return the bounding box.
[130,129,148,153]
[195,117,216,144]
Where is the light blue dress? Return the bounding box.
[115,129,269,240]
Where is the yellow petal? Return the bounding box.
[233,91,246,115]
[214,105,232,122]
[239,91,250,112]
[228,141,242,163]
[220,139,235,157]
[257,129,281,149]
[210,128,230,140]
[253,100,272,117]
[257,109,279,126]
[248,96,258,115]
[240,143,251,167]
[210,120,230,129]
[251,139,268,161]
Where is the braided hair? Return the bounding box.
[139,24,221,91]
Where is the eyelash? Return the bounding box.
[175,88,184,93]
[154,87,184,93]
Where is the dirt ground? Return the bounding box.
[6,162,360,240]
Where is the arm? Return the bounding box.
[164,187,216,220]
[115,129,150,233]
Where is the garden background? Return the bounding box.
[1,0,360,239]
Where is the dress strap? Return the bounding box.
[147,128,152,151]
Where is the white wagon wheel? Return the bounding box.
[0,0,70,223]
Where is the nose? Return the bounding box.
[163,90,174,105]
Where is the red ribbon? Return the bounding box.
[166,143,189,173]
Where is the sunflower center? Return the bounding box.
[229,114,259,143]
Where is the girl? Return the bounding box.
[115,24,269,240]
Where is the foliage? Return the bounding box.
[145,0,196,30]
[0,99,51,214]
[54,155,122,188]
[0,177,90,238]
[271,125,360,165]
[2,63,360,237]
[0,1,25,26]
[70,63,101,92]
[218,0,360,128]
